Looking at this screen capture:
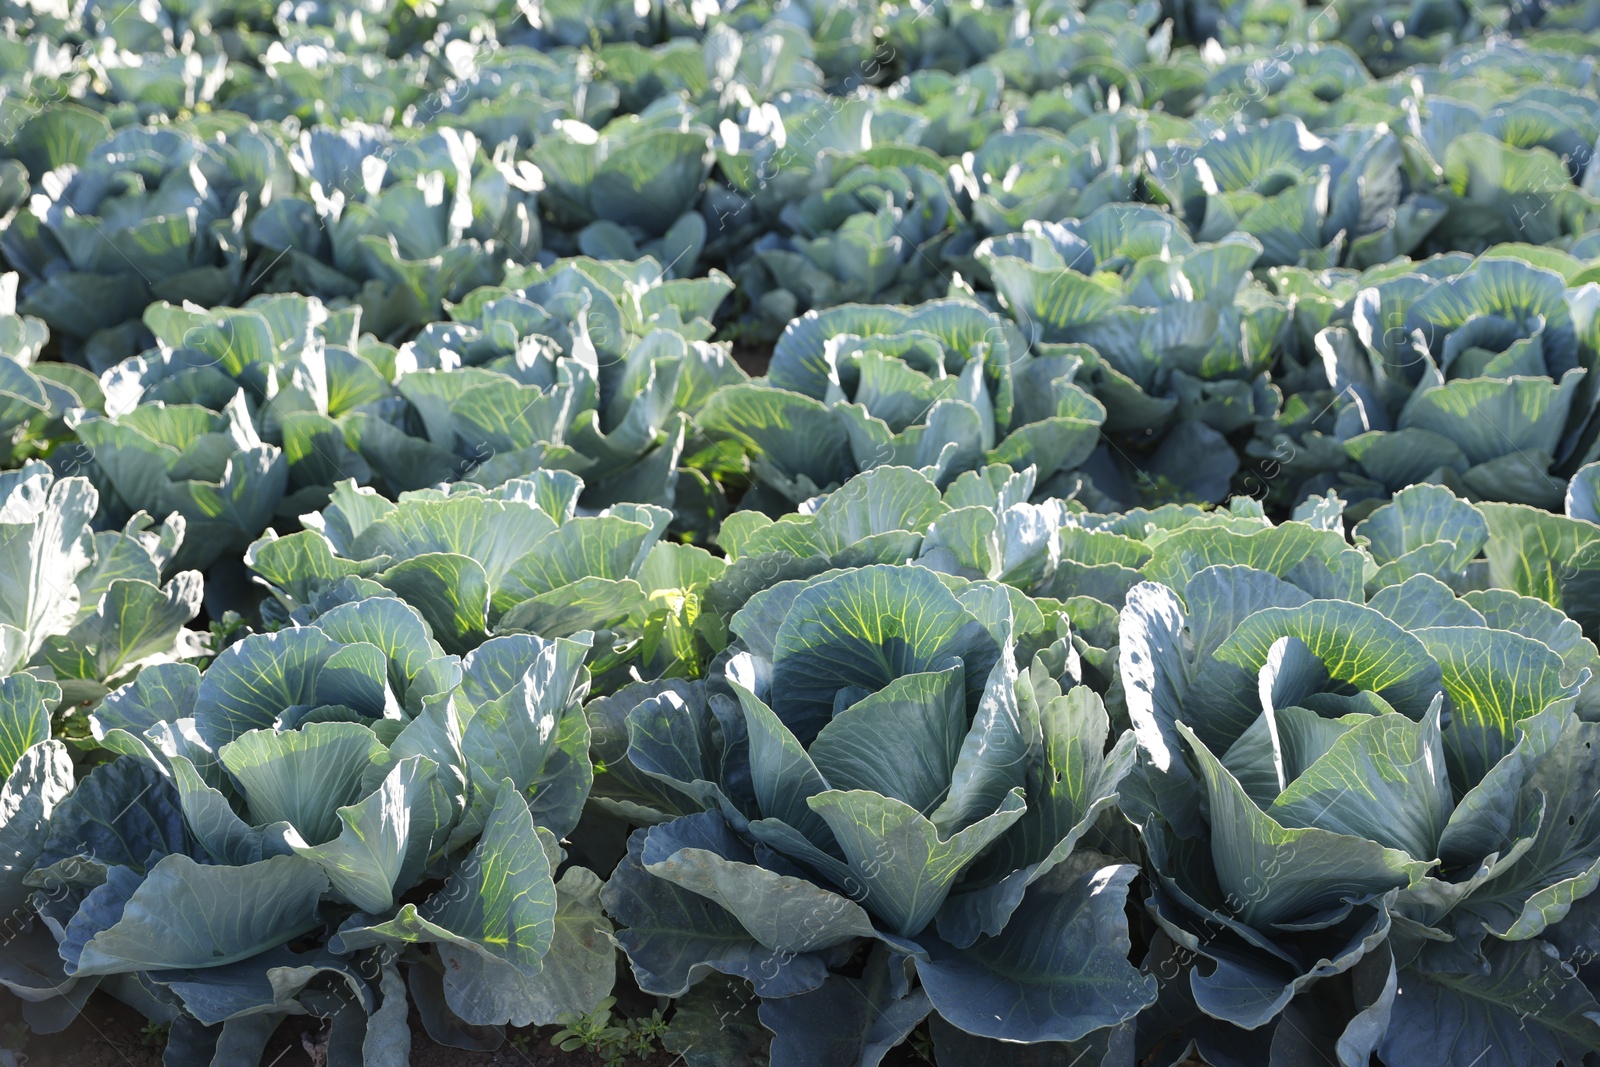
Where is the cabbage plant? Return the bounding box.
[1122,485,1600,1064]
[751,152,959,313]
[954,127,1133,235]
[377,257,740,511]
[68,392,287,573]
[102,295,397,515]
[432,46,620,147]
[2,123,291,356]
[87,44,227,119]
[0,461,202,705]
[707,93,936,326]
[530,109,714,253]
[250,126,540,339]
[0,277,100,467]
[1403,49,1600,247]
[0,596,614,1063]
[887,66,1007,157]
[598,563,1155,1063]
[249,474,726,687]
[1299,253,1600,511]
[704,460,1166,708]
[973,209,1287,505]
[226,44,432,125]
[697,299,1105,512]
[1144,116,1422,268]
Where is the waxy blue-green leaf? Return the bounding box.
[929,642,1030,836]
[0,921,100,1037]
[1366,574,1485,631]
[1120,581,1202,836]
[588,679,716,821]
[245,531,387,608]
[375,553,490,655]
[721,466,945,564]
[494,514,657,614]
[940,684,1135,947]
[1458,718,1600,940]
[169,754,290,868]
[1416,626,1577,785]
[621,676,746,818]
[920,859,1156,1043]
[332,780,557,978]
[1462,587,1600,714]
[150,944,373,1027]
[728,679,831,842]
[504,866,617,1026]
[66,853,329,976]
[1567,461,1600,524]
[751,564,1000,743]
[194,628,388,746]
[602,831,828,999]
[759,947,931,1067]
[1379,938,1600,1067]
[0,471,95,666]
[1178,722,1427,928]
[220,722,388,847]
[1213,600,1444,719]
[311,596,447,700]
[1400,372,1584,470]
[30,757,193,884]
[455,633,593,836]
[807,786,1026,937]
[698,384,851,503]
[1355,484,1488,566]
[37,572,201,684]
[807,664,967,817]
[288,755,453,913]
[350,496,558,594]
[0,673,57,778]
[1269,704,1453,861]
[1479,502,1600,614]
[0,740,73,916]
[641,811,879,954]
[1143,521,1362,602]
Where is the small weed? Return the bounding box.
[551,997,668,1066]
[2,1021,30,1052]
[139,1021,170,1048]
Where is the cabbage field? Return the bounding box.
[6,0,1600,1064]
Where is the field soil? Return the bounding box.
[2,992,680,1067]
[731,342,772,377]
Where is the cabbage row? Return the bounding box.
[6,0,1600,1065]
[8,456,1600,1064]
[6,1,1600,520]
